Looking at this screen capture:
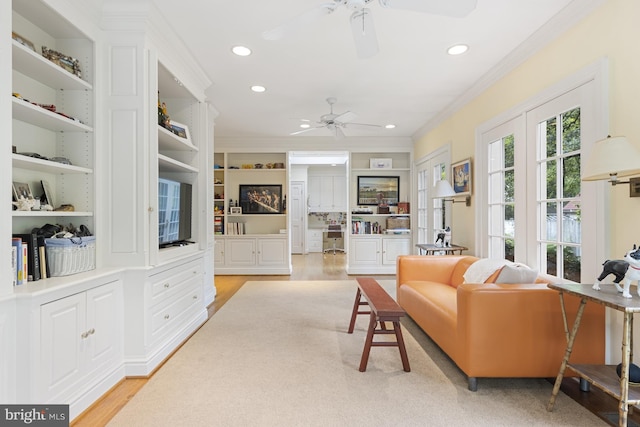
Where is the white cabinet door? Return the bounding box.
[382,238,411,265]
[349,237,381,266]
[308,176,321,212]
[214,238,225,267]
[319,176,334,211]
[307,229,323,253]
[38,281,121,403]
[39,292,86,402]
[85,284,121,376]
[257,238,287,265]
[226,239,256,266]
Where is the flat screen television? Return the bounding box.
[239,184,283,214]
[158,178,192,247]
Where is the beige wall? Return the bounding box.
[414,0,640,257]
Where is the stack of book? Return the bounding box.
[11,229,49,285]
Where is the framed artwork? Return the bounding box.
[12,181,33,201]
[230,207,242,214]
[169,121,191,141]
[41,180,55,208]
[42,46,82,78]
[239,184,283,214]
[12,32,36,52]
[451,158,472,196]
[357,176,399,206]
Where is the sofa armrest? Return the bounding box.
[396,255,477,292]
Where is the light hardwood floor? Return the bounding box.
[71,253,635,426]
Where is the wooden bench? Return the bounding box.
[347,277,410,372]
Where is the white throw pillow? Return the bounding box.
[495,264,539,284]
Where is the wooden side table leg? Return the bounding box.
[393,320,411,372]
[348,288,362,334]
[619,311,632,427]
[359,312,377,372]
[548,297,587,411]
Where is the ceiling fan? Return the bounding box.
[290,97,381,139]
[262,0,477,58]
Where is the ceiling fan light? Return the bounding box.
[251,85,266,93]
[300,124,310,129]
[447,44,469,55]
[385,124,396,129]
[231,45,251,56]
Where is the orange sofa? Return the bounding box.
[396,255,605,391]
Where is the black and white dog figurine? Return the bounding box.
[593,245,640,298]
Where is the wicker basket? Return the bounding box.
[45,236,96,276]
[386,217,410,230]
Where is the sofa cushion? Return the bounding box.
[495,264,539,284]
[462,258,510,284]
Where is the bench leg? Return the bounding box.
[393,320,411,372]
[359,312,377,372]
[348,288,362,334]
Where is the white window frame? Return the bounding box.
[475,59,609,282]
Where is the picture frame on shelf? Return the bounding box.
[239,184,283,214]
[42,46,82,78]
[41,180,55,209]
[12,181,33,201]
[357,176,399,206]
[230,207,242,214]
[451,158,472,196]
[12,32,35,52]
[169,121,191,141]
[369,158,392,169]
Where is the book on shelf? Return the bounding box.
[226,222,245,235]
[14,230,40,281]
[11,244,17,287]
[12,238,23,285]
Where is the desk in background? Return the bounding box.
[416,243,468,255]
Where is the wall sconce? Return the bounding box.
[582,135,640,197]
[434,179,471,206]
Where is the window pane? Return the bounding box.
[504,135,514,168]
[504,204,514,237]
[488,173,504,204]
[504,170,514,202]
[563,246,581,282]
[546,244,558,276]
[546,117,557,157]
[489,205,504,235]
[488,140,503,172]
[545,159,557,199]
[562,202,581,244]
[562,107,581,153]
[505,238,514,262]
[545,202,558,240]
[562,155,581,198]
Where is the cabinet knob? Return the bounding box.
[81,331,89,339]
[164,283,170,288]
[148,207,154,212]
[164,314,170,320]
[193,295,198,300]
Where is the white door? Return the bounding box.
[290,181,305,254]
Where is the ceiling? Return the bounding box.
[149,0,593,140]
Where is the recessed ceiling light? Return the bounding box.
[231,45,252,56]
[447,44,469,55]
[251,85,266,93]
[300,123,310,129]
[385,124,396,129]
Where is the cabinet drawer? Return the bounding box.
[149,276,202,340]
[149,260,202,304]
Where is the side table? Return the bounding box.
[547,283,640,427]
[416,243,468,255]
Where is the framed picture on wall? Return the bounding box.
[357,176,399,206]
[451,158,472,196]
[239,184,283,214]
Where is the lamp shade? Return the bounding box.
[582,136,640,181]
[434,179,456,198]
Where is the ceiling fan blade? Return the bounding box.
[378,0,477,18]
[350,8,378,59]
[344,122,382,128]
[334,126,346,140]
[262,3,338,40]
[290,126,323,136]
[333,111,357,124]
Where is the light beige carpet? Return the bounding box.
[108,280,605,426]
